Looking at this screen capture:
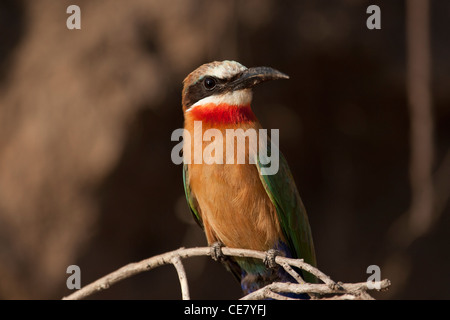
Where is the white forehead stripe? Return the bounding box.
[206,60,247,79]
[186,89,253,112]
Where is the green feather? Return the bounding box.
[183,164,203,228]
[256,139,317,283]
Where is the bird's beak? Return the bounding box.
[231,66,289,91]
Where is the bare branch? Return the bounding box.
[218,247,337,288]
[63,247,210,300]
[241,280,390,300]
[62,246,390,300]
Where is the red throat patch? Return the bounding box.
[187,103,256,124]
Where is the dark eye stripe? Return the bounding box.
[184,77,231,108]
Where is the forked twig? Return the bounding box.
[62,246,390,300]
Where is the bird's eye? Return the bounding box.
[203,77,216,90]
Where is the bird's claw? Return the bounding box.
[210,242,225,262]
[264,249,280,269]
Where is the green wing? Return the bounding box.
[256,140,317,283]
[183,164,203,228]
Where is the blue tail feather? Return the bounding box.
[238,241,311,299]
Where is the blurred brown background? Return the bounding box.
[0,0,449,299]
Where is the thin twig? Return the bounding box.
[279,261,305,284]
[264,289,297,300]
[171,255,190,300]
[279,261,314,299]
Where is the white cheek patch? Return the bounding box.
[186,89,253,112]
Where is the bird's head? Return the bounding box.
[182,61,289,124]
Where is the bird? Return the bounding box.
[181,60,317,295]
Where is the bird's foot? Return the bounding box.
[210,241,225,262]
[264,249,280,269]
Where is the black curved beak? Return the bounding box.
[231,66,289,91]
